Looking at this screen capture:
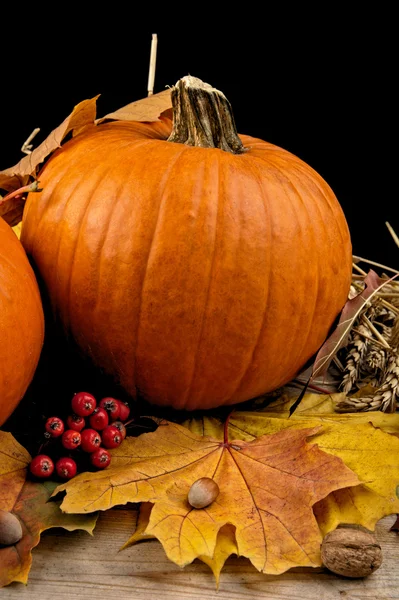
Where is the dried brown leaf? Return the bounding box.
[0,196,25,226]
[0,96,99,194]
[96,88,172,124]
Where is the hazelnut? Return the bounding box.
[0,510,23,546]
[187,477,219,509]
[321,525,382,578]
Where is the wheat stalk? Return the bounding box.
[335,268,399,413]
[340,324,370,394]
[336,351,399,413]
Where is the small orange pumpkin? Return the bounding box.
[0,218,44,426]
[21,76,352,411]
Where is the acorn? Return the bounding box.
[187,477,220,509]
[0,510,23,546]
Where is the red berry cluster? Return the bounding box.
[29,392,131,481]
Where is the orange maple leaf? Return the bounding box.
[54,419,359,575]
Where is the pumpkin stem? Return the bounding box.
[167,76,245,154]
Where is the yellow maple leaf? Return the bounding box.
[121,502,155,546]
[199,524,238,587]
[182,394,399,524]
[224,410,399,533]
[255,391,399,434]
[122,502,238,588]
[0,431,98,587]
[54,419,359,575]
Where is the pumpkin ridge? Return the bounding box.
[247,146,350,247]
[227,156,273,401]
[50,164,103,327]
[180,158,222,409]
[0,251,44,324]
[0,238,43,306]
[88,174,135,376]
[91,140,170,385]
[134,143,189,402]
[232,162,302,397]
[268,158,321,376]
[179,153,278,407]
[22,151,88,319]
[287,182,320,375]
[279,163,347,371]
[237,150,349,390]
[22,156,72,245]
[0,219,44,425]
[64,161,128,349]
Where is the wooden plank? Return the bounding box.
[1,509,398,599]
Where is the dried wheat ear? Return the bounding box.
[335,262,399,413]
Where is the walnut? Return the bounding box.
[321,525,382,578]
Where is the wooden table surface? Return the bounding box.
[1,509,398,600]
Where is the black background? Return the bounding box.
[1,9,397,269]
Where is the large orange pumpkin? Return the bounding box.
[21,76,352,411]
[0,218,44,425]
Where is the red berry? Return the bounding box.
[80,428,102,453]
[90,447,111,469]
[101,425,123,449]
[71,392,97,417]
[29,455,54,478]
[61,429,81,450]
[99,397,121,420]
[111,420,127,440]
[117,401,131,422]
[89,407,109,431]
[56,457,77,480]
[44,416,65,438]
[66,414,86,432]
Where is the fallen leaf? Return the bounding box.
[220,410,399,533]
[183,392,399,439]
[199,524,239,588]
[96,88,172,123]
[254,392,399,435]
[0,480,98,587]
[0,196,25,227]
[0,97,98,194]
[0,431,31,510]
[312,422,399,534]
[181,415,228,439]
[0,97,98,226]
[54,419,359,575]
[261,391,340,414]
[123,502,238,588]
[0,431,98,587]
[120,501,155,547]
